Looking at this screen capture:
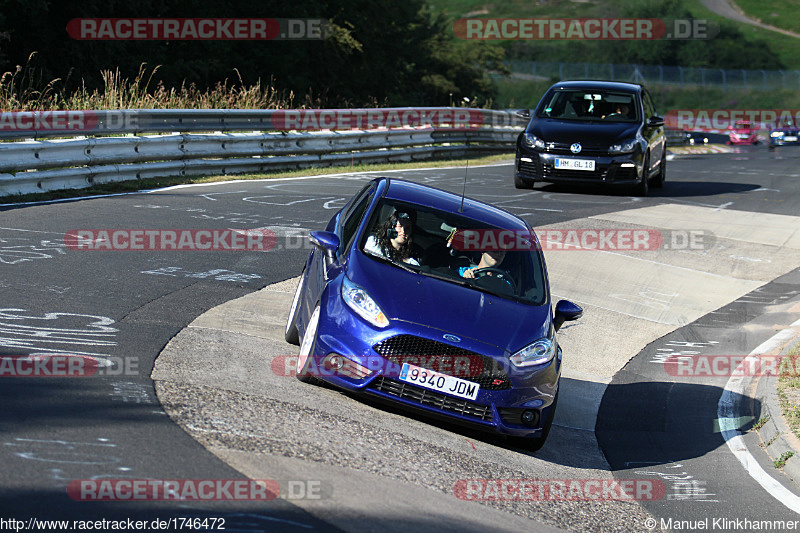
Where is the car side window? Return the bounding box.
[339,184,375,254]
[642,91,656,120]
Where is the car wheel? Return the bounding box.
[652,152,666,189]
[514,173,534,189]
[284,269,305,345]
[636,153,650,197]
[296,305,320,383]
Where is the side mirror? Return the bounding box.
[648,116,665,128]
[553,299,583,331]
[309,231,340,264]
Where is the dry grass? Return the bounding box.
[777,343,800,442]
[0,54,296,111]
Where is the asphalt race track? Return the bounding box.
[1,144,800,531]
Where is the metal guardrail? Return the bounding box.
[0,108,525,197]
[507,61,800,91]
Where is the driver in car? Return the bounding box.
[459,250,506,279]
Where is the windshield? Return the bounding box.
[537,89,638,122]
[360,199,547,305]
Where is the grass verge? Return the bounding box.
[0,153,514,205]
[777,342,800,443]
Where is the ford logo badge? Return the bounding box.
[570,143,582,154]
[443,334,461,343]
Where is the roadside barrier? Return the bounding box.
[0,108,523,196]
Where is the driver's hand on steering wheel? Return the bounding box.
[462,267,478,278]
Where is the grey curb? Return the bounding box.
[754,336,800,486]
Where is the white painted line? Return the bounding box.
[718,318,800,513]
[0,162,513,206]
[0,227,68,235]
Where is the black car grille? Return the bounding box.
[545,142,608,156]
[372,334,511,390]
[518,158,540,177]
[498,407,540,426]
[541,163,637,182]
[370,376,493,421]
[543,165,607,180]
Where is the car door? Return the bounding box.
[641,88,666,173]
[300,182,376,332]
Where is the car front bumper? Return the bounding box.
[515,148,644,186]
[306,294,561,438]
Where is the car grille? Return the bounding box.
[543,166,607,180]
[518,158,540,177]
[370,376,493,421]
[372,334,511,390]
[498,407,540,426]
[545,142,608,156]
[541,163,637,182]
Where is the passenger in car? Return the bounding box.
[364,210,421,266]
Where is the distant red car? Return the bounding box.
[727,120,759,145]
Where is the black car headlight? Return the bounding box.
[608,138,638,154]
[510,335,556,368]
[522,133,546,150]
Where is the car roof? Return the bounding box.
[379,178,530,231]
[547,80,642,94]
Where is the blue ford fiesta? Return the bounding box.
[285,177,582,450]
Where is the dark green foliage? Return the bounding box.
[503,0,784,70]
[0,0,499,107]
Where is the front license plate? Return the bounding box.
[555,158,595,171]
[785,136,798,142]
[399,363,480,401]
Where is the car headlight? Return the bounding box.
[608,138,637,154]
[510,336,556,368]
[771,131,784,138]
[522,133,546,150]
[342,277,389,328]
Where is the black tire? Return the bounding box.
[296,305,320,383]
[652,151,666,189]
[284,270,305,345]
[636,153,650,197]
[528,388,558,452]
[514,173,534,190]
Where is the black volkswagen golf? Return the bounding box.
[514,80,666,196]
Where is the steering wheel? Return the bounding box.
[472,267,517,293]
